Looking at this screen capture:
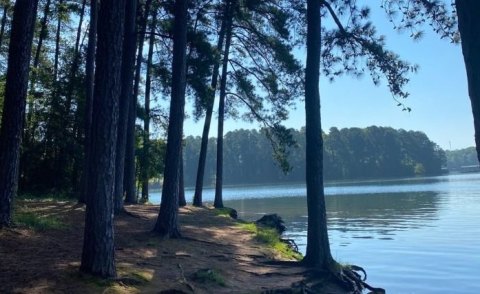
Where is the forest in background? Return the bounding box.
[445,146,479,171]
[183,126,447,187]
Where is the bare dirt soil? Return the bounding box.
[0,200,347,293]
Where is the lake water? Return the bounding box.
[150,173,480,294]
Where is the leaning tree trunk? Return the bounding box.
[114,0,138,214]
[153,0,188,238]
[140,9,156,204]
[214,0,234,209]
[302,0,334,268]
[0,0,38,228]
[78,0,98,204]
[457,0,480,164]
[124,0,153,204]
[80,0,125,278]
[192,0,228,207]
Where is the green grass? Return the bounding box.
[214,207,235,217]
[13,211,66,231]
[238,222,303,261]
[18,192,72,202]
[192,269,226,286]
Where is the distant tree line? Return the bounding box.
[445,147,479,170]
[184,126,446,186]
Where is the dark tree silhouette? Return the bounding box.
[79,0,98,204]
[0,0,38,228]
[456,1,480,162]
[140,8,157,204]
[114,0,138,214]
[80,0,125,278]
[192,0,228,207]
[214,0,234,209]
[125,0,153,204]
[153,0,188,238]
[302,0,333,268]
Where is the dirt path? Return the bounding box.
[0,201,346,293]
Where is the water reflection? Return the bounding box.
[327,192,440,234]
[226,191,442,242]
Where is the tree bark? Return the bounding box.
[79,0,98,204]
[302,0,333,268]
[0,0,38,228]
[80,0,125,278]
[214,0,234,209]
[140,9,156,204]
[192,0,228,207]
[114,0,138,214]
[456,0,480,163]
[153,0,188,238]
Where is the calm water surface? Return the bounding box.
[151,173,480,294]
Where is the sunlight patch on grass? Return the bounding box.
[214,207,235,217]
[18,192,72,202]
[237,222,303,261]
[13,211,65,231]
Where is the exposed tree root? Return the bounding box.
[120,208,149,220]
[177,263,195,292]
[280,238,299,252]
[330,264,385,294]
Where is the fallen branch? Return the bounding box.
[177,263,195,292]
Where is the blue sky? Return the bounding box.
[183,5,473,151]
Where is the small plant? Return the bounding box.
[13,211,65,231]
[192,269,226,286]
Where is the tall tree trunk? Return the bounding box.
[66,0,87,190]
[26,0,51,144]
[214,0,234,209]
[457,0,480,163]
[65,0,86,117]
[124,0,153,204]
[0,0,38,228]
[192,0,228,207]
[153,0,188,238]
[178,147,186,207]
[33,0,51,70]
[140,10,156,204]
[78,0,98,204]
[302,0,333,268]
[50,0,65,191]
[114,0,138,214]
[80,0,126,278]
[53,0,63,81]
[0,3,9,51]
